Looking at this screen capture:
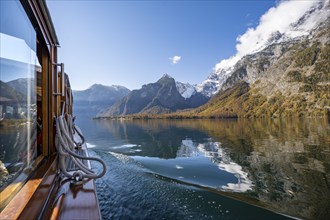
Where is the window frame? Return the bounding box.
[0,0,61,217]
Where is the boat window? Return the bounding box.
[0,0,40,209]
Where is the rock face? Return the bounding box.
[191,1,330,118]
[93,1,330,118]
[98,74,209,117]
[175,81,196,99]
[73,84,130,116]
[190,30,329,118]
[197,0,330,98]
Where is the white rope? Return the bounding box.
[55,115,106,181]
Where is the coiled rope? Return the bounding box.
[55,114,106,182]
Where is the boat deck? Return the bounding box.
[50,127,101,219]
[50,178,101,219]
[0,127,102,220]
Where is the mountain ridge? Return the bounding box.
[97,74,208,117]
[91,1,329,118]
[73,84,130,116]
[108,9,329,119]
[197,0,329,97]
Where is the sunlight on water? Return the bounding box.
[111,144,141,149]
[86,143,96,148]
[175,165,184,169]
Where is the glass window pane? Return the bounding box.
[0,0,39,193]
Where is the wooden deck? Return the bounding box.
[49,128,102,220]
[50,178,101,220]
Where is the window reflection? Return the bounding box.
[0,1,39,192]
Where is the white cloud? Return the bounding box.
[170,55,181,64]
[236,0,315,57]
[214,0,327,72]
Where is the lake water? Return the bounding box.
[75,116,330,220]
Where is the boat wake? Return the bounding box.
[89,150,290,220]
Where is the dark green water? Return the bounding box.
[76,117,330,220]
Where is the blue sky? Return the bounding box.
[47,0,277,90]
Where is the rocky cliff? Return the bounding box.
[98,74,208,117]
[175,3,330,119]
[192,23,329,118]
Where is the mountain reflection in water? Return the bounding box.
[76,117,330,219]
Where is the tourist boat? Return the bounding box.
[0,1,106,219]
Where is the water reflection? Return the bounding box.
[0,1,39,195]
[78,117,330,219]
[178,139,253,192]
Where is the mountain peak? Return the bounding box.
[98,75,209,117]
[198,0,329,97]
[157,74,175,85]
[90,83,102,88]
[88,83,128,91]
[161,73,173,79]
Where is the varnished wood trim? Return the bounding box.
[21,0,59,49]
[49,145,101,220]
[0,179,42,220]
[41,42,50,157]
[18,156,58,220]
[30,0,52,47]
[0,173,28,211]
[54,179,101,220]
[0,156,55,219]
[0,156,44,211]
[50,194,64,220]
[50,46,58,155]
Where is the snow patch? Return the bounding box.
[198,0,329,97]
[176,81,196,99]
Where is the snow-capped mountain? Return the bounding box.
[197,0,329,97]
[157,74,197,99]
[98,74,208,117]
[175,81,196,99]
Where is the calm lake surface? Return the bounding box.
[75,116,330,220]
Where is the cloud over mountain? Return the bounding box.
[215,0,327,72]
